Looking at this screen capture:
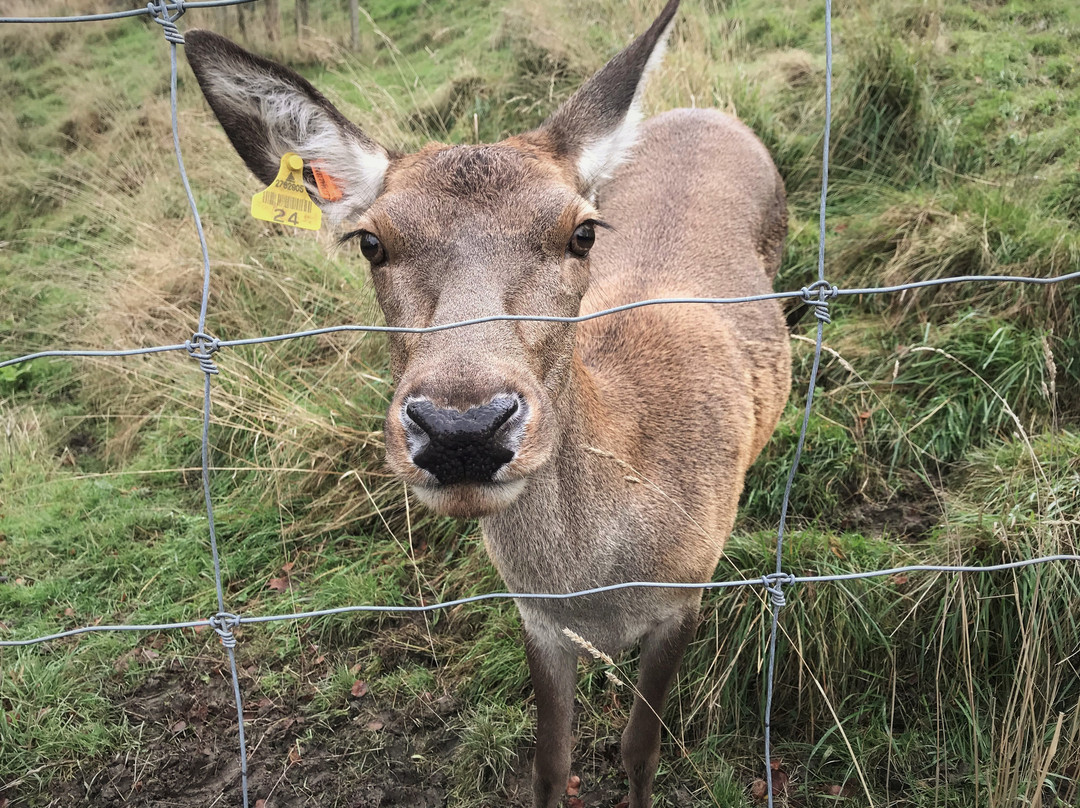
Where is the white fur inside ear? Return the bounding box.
[575,107,644,192]
[206,71,388,223]
[575,17,674,193]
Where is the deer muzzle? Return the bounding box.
[401,394,526,485]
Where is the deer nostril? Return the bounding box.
[401,395,524,484]
[405,401,436,436]
[488,397,519,431]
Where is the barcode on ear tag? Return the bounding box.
[251,152,322,231]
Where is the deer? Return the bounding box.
[185,1,791,804]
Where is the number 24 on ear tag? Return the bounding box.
[251,152,322,231]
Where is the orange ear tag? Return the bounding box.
[310,161,344,202]
[250,152,322,231]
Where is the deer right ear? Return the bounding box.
[184,30,390,224]
[526,0,680,198]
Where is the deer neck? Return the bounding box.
[555,350,618,463]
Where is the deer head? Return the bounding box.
[185,0,680,519]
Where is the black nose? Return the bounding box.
[404,396,522,484]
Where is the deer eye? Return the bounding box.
[358,231,386,264]
[568,222,595,257]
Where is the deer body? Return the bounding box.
[185,2,790,805]
[487,107,789,650]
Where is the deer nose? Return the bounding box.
[402,395,524,484]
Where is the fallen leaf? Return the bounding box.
[770,762,790,796]
[566,775,581,796]
[171,720,187,733]
[281,561,295,573]
[113,652,133,673]
[267,577,291,592]
[750,778,768,801]
[824,782,858,797]
[350,663,362,674]
[63,607,75,617]
[255,801,266,808]
[365,720,384,731]
[350,680,368,698]
[288,744,302,764]
[891,573,909,586]
[257,698,274,710]
[568,799,585,808]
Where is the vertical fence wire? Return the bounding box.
[150,1,250,803]
[763,1,833,805]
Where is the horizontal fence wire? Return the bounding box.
[1,2,1079,808]
[5,556,1080,649]
[4,271,1080,370]
[0,0,257,25]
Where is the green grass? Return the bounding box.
[2,0,1080,806]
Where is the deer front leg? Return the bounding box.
[525,631,578,808]
[621,608,700,808]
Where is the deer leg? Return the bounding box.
[621,608,699,808]
[525,632,578,808]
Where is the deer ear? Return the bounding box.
[529,0,679,196]
[184,30,390,224]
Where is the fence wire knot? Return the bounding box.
[208,612,240,648]
[801,280,839,324]
[761,572,796,608]
[186,332,220,375]
[148,0,184,44]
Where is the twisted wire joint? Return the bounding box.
[148,0,185,44]
[208,612,240,649]
[801,280,839,324]
[761,572,797,608]
[186,332,220,375]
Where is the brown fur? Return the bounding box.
[183,2,790,804]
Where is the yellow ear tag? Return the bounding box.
[250,152,322,231]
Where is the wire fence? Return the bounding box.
[1,2,1078,807]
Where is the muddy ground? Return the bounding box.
[28,639,665,808]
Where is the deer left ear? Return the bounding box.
[528,0,679,197]
[184,29,391,225]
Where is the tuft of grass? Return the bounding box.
[449,702,533,801]
[831,33,946,185]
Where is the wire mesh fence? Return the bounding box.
[1,2,1078,807]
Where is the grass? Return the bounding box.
[2,0,1080,806]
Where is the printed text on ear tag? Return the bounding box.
[251,152,322,231]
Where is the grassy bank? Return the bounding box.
[1,0,1079,806]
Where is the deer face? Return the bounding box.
[352,143,597,516]
[184,0,676,517]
